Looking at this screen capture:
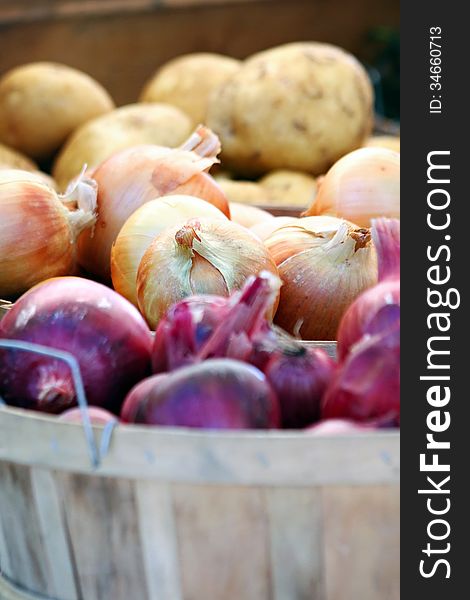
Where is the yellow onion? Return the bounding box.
[229,202,274,228]
[0,170,97,297]
[111,194,228,305]
[137,217,279,328]
[303,148,400,227]
[265,217,377,340]
[250,216,299,241]
[77,126,230,280]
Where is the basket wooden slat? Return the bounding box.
[0,334,399,600]
[0,408,398,484]
[0,402,399,600]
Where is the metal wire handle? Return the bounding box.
[0,339,118,469]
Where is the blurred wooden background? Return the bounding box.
[0,0,400,105]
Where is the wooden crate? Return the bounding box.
[0,400,399,600]
[0,0,400,106]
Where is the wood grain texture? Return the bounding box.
[173,484,271,600]
[56,472,148,600]
[0,574,38,600]
[134,481,183,600]
[322,485,400,600]
[0,445,399,600]
[0,0,400,106]
[267,487,326,600]
[0,462,48,594]
[29,469,79,600]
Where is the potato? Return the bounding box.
[0,142,37,171]
[53,103,192,189]
[217,178,272,206]
[259,169,317,208]
[140,53,241,127]
[207,42,373,176]
[364,135,400,153]
[0,62,114,160]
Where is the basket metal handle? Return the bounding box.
[0,339,118,469]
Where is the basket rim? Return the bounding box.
[0,405,399,486]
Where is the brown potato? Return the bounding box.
[53,103,192,189]
[0,142,37,171]
[0,63,114,160]
[140,53,241,127]
[217,178,272,206]
[207,43,374,176]
[364,135,400,153]
[259,169,317,208]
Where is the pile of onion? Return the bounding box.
[136,217,279,328]
[264,216,378,340]
[76,126,230,280]
[111,194,228,305]
[0,277,152,414]
[0,169,97,298]
[149,272,336,429]
[302,147,400,227]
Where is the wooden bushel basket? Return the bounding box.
[0,341,399,600]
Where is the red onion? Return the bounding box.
[121,359,280,430]
[322,323,400,425]
[58,406,117,425]
[306,419,373,435]
[337,218,399,360]
[152,296,231,373]
[152,272,280,373]
[264,345,335,429]
[0,277,152,414]
[120,374,168,422]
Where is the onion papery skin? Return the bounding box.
[151,275,280,375]
[265,218,378,340]
[0,277,152,414]
[250,216,299,241]
[264,346,336,428]
[0,173,96,298]
[152,295,231,373]
[302,148,400,227]
[111,195,228,306]
[337,279,400,361]
[77,144,230,280]
[137,217,279,329]
[322,324,400,425]
[121,359,281,430]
